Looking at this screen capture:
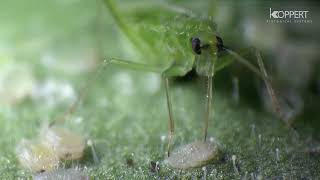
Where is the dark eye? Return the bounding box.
[191,37,202,55]
[216,36,224,51]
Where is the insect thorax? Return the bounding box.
[119,3,219,77]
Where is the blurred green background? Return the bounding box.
[0,0,319,179]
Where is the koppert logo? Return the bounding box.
[269,8,309,19]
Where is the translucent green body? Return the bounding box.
[102,0,282,159]
[104,0,223,77]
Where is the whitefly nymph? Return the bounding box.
[16,140,59,173]
[164,141,220,170]
[16,125,86,172]
[40,126,86,160]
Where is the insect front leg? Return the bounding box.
[164,77,174,157]
[161,64,194,157]
[204,75,213,142]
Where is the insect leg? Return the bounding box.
[255,50,281,116]
[164,77,174,157]
[224,48,284,122]
[204,76,213,142]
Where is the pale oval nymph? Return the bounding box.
[16,140,59,173]
[164,141,219,170]
[41,126,86,160]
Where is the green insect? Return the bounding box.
[98,0,281,158]
[50,0,280,165]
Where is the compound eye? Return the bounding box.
[191,37,202,55]
[216,36,224,51]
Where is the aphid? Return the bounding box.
[101,0,281,159]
